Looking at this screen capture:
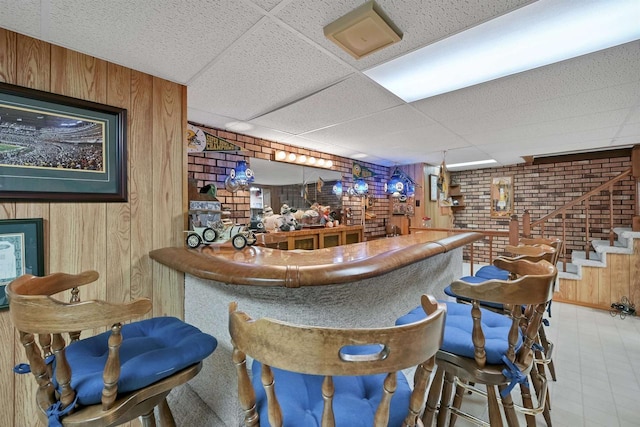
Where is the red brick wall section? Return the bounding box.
[187,123,391,238]
[451,155,635,263]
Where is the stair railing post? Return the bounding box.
[562,212,567,272]
[609,184,615,246]
[585,199,590,260]
[523,210,531,238]
[509,214,519,246]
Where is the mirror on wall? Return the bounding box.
[249,158,342,219]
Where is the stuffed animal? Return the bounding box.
[279,204,301,231]
[262,206,282,232]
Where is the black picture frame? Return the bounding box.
[0,218,44,310]
[0,82,127,202]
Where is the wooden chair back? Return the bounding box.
[519,237,563,264]
[449,258,557,367]
[7,271,203,427]
[229,295,447,427]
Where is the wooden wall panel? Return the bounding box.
[608,254,630,304]
[577,267,599,305]
[106,63,132,305]
[632,240,640,308]
[151,78,184,318]
[0,28,186,425]
[129,71,154,308]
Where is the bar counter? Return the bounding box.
[150,230,482,425]
[149,230,481,287]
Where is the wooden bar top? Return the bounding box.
[150,231,482,288]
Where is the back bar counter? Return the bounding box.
[150,230,482,425]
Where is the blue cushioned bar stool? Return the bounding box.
[7,270,217,427]
[397,258,557,427]
[229,295,447,427]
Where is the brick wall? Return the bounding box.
[187,123,392,238]
[451,154,635,263]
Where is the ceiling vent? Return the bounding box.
[323,1,402,59]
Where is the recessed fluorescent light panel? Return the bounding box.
[365,0,640,102]
[446,159,497,169]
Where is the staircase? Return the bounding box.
[554,227,640,311]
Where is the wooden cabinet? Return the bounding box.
[258,226,363,250]
[449,184,465,210]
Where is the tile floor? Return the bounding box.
[446,300,640,427]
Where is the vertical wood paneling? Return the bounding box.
[50,45,107,103]
[50,46,108,306]
[609,254,630,304]
[12,33,50,427]
[0,28,16,83]
[631,240,640,308]
[577,267,599,305]
[16,35,50,90]
[106,63,132,304]
[597,262,611,307]
[151,77,184,318]
[0,29,187,425]
[129,71,154,307]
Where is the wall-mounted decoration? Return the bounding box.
[490,176,514,218]
[429,174,438,201]
[187,123,242,152]
[0,82,127,202]
[0,218,44,310]
[352,163,375,178]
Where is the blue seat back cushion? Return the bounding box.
[475,265,511,280]
[251,345,411,427]
[444,280,504,310]
[54,316,217,406]
[396,302,522,365]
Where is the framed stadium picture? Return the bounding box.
[0,82,127,202]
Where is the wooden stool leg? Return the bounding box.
[157,398,176,427]
[486,385,504,427]
[538,325,556,381]
[448,380,466,427]
[139,409,157,427]
[498,384,519,427]
[436,371,455,427]
[518,382,536,427]
[422,367,444,427]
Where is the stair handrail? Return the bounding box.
[522,167,633,271]
[529,168,631,228]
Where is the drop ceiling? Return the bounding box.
[1,0,639,169]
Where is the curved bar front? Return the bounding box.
[149,231,481,287]
[150,231,482,426]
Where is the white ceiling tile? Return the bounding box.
[188,18,352,121]
[0,1,40,37]
[45,0,263,84]
[249,0,286,12]
[250,73,403,134]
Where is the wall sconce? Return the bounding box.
[274,150,334,168]
[225,160,254,192]
[354,178,368,195]
[384,168,416,198]
[332,181,343,197]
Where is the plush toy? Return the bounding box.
[279,204,301,231]
[262,206,282,232]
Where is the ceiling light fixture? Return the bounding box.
[446,159,498,169]
[324,0,402,59]
[273,150,334,168]
[365,0,640,102]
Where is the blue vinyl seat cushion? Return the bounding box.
[251,345,412,427]
[55,316,217,406]
[396,302,522,365]
[475,265,510,280]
